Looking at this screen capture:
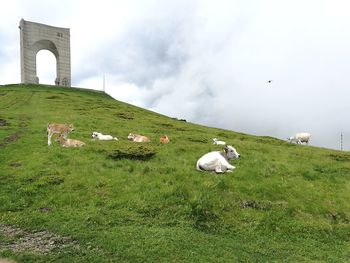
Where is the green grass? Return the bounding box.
[0,84,349,262]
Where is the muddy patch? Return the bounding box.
[328,153,350,162]
[0,116,29,147]
[0,132,21,148]
[239,200,272,211]
[116,112,134,120]
[46,95,60,100]
[9,162,22,168]
[2,132,21,144]
[0,119,9,126]
[18,115,29,129]
[37,207,52,213]
[0,224,77,254]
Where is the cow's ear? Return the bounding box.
[224,146,229,153]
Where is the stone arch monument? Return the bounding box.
[19,19,71,87]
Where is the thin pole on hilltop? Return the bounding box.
[341,132,343,151]
[103,74,105,92]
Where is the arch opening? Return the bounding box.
[36,49,57,85]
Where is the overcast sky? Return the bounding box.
[1,0,350,150]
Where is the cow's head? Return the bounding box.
[68,124,75,132]
[127,133,136,140]
[224,145,240,159]
[56,134,66,143]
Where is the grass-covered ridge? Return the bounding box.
[0,84,349,262]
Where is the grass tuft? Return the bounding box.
[107,144,157,160]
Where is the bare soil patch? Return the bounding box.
[0,119,9,126]
[0,224,77,254]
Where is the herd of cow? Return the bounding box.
[47,123,311,174]
[46,123,168,146]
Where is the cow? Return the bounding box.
[127,133,150,142]
[288,132,311,145]
[92,131,118,141]
[56,135,85,147]
[213,138,226,145]
[160,135,170,144]
[47,123,74,146]
[196,145,240,173]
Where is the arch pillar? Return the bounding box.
[19,19,71,87]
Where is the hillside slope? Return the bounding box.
[0,84,349,262]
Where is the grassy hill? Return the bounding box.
[0,84,349,262]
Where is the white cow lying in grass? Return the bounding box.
[196,145,240,173]
[213,138,226,145]
[288,132,311,145]
[92,131,118,141]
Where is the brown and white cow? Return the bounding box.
[56,135,85,147]
[127,133,150,142]
[160,135,169,144]
[47,123,74,146]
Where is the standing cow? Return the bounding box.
[47,123,74,146]
[288,132,311,145]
